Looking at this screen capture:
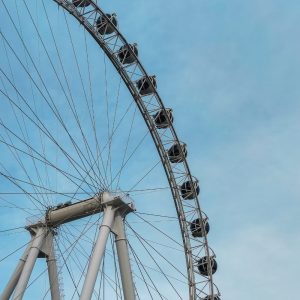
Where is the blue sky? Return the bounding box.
[113,0,300,298]
[0,0,300,299]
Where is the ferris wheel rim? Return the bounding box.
[0,0,220,298]
[48,0,219,298]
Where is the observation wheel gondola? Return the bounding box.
[0,0,220,299]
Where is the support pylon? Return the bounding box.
[13,227,45,300]
[80,194,135,300]
[1,192,135,300]
[114,211,136,300]
[0,243,31,300]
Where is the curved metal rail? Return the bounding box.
[51,1,219,298]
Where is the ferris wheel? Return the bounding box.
[0,0,220,299]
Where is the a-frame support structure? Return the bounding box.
[0,192,136,300]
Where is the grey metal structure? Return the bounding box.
[2,227,60,300]
[1,193,135,300]
[79,194,135,300]
[0,0,220,299]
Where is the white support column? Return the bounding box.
[46,232,61,300]
[114,212,136,300]
[13,227,45,300]
[0,243,31,300]
[80,205,116,300]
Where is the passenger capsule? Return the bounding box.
[136,76,157,96]
[202,296,221,300]
[96,14,117,35]
[168,143,187,163]
[198,256,217,276]
[153,109,173,129]
[181,180,200,199]
[190,218,210,237]
[118,44,138,64]
[72,0,91,7]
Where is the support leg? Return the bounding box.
[114,212,136,300]
[46,232,61,300]
[80,205,116,300]
[13,227,45,300]
[0,243,31,300]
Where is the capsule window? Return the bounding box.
[153,109,173,129]
[136,76,157,96]
[96,14,117,35]
[203,296,221,300]
[168,143,187,163]
[190,218,210,237]
[118,44,138,64]
[72,0,91,7]
[181,180,200,200]
[198,256,217,276]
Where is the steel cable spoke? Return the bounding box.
[0,1,218,299]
